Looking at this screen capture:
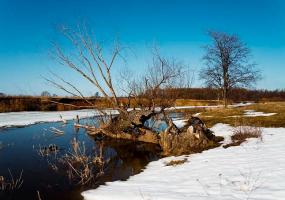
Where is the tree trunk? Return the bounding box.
[223,87,228,108]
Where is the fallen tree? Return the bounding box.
[83,112,223,155]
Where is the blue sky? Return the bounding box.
[0,0,284,95]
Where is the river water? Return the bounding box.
[0,117,161,200]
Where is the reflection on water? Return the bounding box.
[0,117,161,200]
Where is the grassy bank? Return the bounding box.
[195,102,285,127]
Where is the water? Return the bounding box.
[0,117,161,200]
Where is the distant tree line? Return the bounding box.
[161,88,285,102]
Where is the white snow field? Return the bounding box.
[82,124,285,200]
[0,103,252,128]
[243,110,277,117]
[228,110,277,118]
[0,109,118,128]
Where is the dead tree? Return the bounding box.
[46,24,127,115]
[47,25,222,155]
[199,31,261,107]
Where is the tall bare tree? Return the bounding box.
[47,24,188,126]
[46,24,126,114]
[199,31,261,107]
[45,24,223,155]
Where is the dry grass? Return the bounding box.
[56,139,105,185]
[231,126,262,142]
[37,138,106,185]
[165,158,187,166]
[222,118,262,148]
[198,102,285,128]
[223,140,245,149]
[175,99,221,106]
[0,169,23,191]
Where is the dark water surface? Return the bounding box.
[0,117,161,200]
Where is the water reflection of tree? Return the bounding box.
[97,139,161,182]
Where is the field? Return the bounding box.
[82,102,285,200]
[0,96,221,113]
[178,102,285,127]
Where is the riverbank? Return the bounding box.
[82,124,285,200]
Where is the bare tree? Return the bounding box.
[199,31,261,107]
[47,24,185,121]
[41,91,51,97]
[46,24,222,155]
[46,24,128,114]
[119,49,189,111]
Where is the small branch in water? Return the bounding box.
[37,190,42,200]
[0,169,24,191]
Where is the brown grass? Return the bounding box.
[38,138,106,185]
[0,96,223,113]
[222,118,262,148]
[223,140,245,149]
[175,99,221,106]
[199,102,285,128]
[165,158,187,166]
[231,125,262,142]
[0,169,23,191]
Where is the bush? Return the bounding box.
[231,126,262,142]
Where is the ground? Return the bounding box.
[177,102,285,127]
[82,123,285,200]
[82,102,285,200]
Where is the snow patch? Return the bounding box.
[244,110,277,117]
[82,124,285,200]
[0,102,252,128]
[0,109,119,128]
[173,119,188,128]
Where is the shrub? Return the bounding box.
[231,126,262,142]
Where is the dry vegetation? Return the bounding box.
[0,169,23,191]
[165,158,188,166]
[0,96,220,113]
[223,118,263,148]
[231,125,262,142]
[197,102,285,128]
[37,139,106,185]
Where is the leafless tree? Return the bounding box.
[119,48,189,111]
[41,91,51,97]
[45,24,222,154]
[46,24,126,115]
[199,31,261,107]
[47,24,187,126]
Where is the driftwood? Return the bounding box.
[77,111,223,155]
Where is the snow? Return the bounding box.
[173,119,188,128]
[229,102,253,108]
[82,124,285,200]
[0,109,118,128]
[0,103,252,128]
[244,110,277,117]
[172,113,200,128]
[228,110,277,118]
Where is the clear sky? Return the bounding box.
[0,0,284,95]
